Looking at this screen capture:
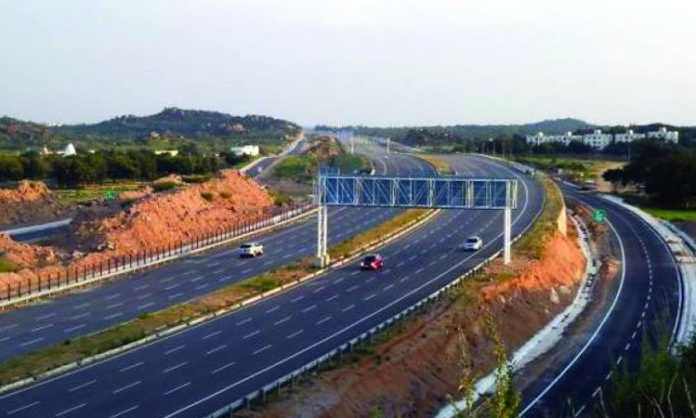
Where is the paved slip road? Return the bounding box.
[0,154,543,418]
[0,150,428,361]
[519,184,681,417]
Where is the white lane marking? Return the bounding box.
[624,342,631,351]
[190,275,204,283]
[6,401,39,415]
[236,318,252,326]
[399,276,410,283]
[325,294,339,302]
[290,295,304,303]
[160,277,175,284]
[253,344,272,355]
[55,403,87,417]
[136,293,152,300]
[113,381,141,394]
[164,345,185,355]
[616,355,623,365]
[104,312,124,321]
[334,277,346,284]
[350,271,360,276]
[211,361,235,375]
[72,302,90,310]
[119,361,144,373]
[64,324,87,333]
[137,302,155,310]
[194,284,209,291]
[206,345,227,355]
[520,215,627,416]
[286,330,303,339]
[68,379,97,392]
[342,304,355,312]
[164,382,191,396]
[168,292,184,300]
[274,316,291,326]
[105,302,123,310]
[301,304,317,313]
[365,277,375,284]
[364,293,376,301]
[384,284,394,291]
[134,285,149,291]
[31,323,54,333]
[313,286,325,293]
[347,285,359,292]
[19,337,44,347]
[163,361,188,374]
[164,283,180,291]
[243,330,260,339]
[109,405,140,418]
[69,312,90,321]
[36,312,56,321]
[203,331,221,340]
[265,305,280,314]
[316,316,332,325]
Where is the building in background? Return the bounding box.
[614,129,646,143]
[647,127,679,143]
[231,145,260,157]
[526,126,679,149]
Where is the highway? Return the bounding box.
[0,151,424,361]
[519,184,681,417]
[0,154,543,418]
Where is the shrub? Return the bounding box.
[0,256,19,273]
[182,174,212,184]
[200,191,215,202]
[219,191,232,199]
[153,181,179,192]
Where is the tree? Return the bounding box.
[0,155,25,180]
[20,151,49,179]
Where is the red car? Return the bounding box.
[360,254,384,270]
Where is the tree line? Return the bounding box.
[603,141,696,208]
[0,149,249,187]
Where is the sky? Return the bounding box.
[1,0,695,127]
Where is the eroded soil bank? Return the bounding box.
[0,170,273,288]
[255,218,585,418]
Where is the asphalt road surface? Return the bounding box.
[0,154,543,418]
[518,184,681,417]
[0,151,427,362]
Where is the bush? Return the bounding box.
[219,191,232,199]
[153,181,179,192]
[181,174,212,184]
[0,256,19,273]
[200,191,215,202]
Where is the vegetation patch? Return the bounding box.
[513,174,563,259]
[272,155,314,181]
[200,191,215,202]
[152,180,179,192]
[415,154,454,175]
[53,182,143,205]
[0,256,19,273]
[0,207,434,387]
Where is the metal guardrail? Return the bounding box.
[0,204,315,307]
[206,183,544,418]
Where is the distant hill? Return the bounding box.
[0,108,301,151]
[316,118,595,145]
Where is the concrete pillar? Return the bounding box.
[503,207,512,264]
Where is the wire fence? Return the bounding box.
[1,203,315,305]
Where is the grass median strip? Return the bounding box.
[0,209,433,388]
[414,154,454,175]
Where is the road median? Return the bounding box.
[0,208,439,393]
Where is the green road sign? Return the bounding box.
[592,209,606,222]
[104,190,118,201]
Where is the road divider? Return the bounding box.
[0,208,440,393]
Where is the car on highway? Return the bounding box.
[461,236,483,251]
[360,254,384,270]
[239,242,264,257]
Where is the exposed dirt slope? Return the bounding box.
[0,170,273,289]
[256,221,585,418]
[0,181,66,226]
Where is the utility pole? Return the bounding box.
[386,138,391,154]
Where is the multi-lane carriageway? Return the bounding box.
[0,152,544,418]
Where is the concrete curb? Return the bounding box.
[0,209,441,395]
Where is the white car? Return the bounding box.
[239,242,264,257]
[461,236,483,251]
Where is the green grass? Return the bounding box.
[53,182,144,204]
[0,257,19,273]
[0,206,434,387]
[514,174,564,259]
[272,155,313,180]
[331,154,371,174]
[641,206,696,222]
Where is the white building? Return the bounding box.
[582,130,613,149]
[231,145,260,157]
[525,131,582,147]
[614,129,646,143]
[647,127,679,143]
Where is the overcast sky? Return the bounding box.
[1,0,695,127]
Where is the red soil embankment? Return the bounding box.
[258,220,586,418]
[0,181,66,226]
[0,170,273,290]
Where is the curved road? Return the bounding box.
[0,151,426,361]
[519,183,681,417]
[0,154,543,418]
